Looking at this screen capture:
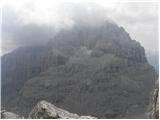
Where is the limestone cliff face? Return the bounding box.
[2,21,158,118]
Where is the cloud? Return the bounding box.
[111,2,158,52]
[1,1,158,55]
[2,5,55,54]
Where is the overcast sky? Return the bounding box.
[1,0,159,55]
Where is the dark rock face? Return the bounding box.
[2,21,158,118]
[2,46,67,105]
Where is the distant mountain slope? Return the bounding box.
[146,51,159,73]
[2,21,158,118]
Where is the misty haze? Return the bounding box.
[1,0,159,119]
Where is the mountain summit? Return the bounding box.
[2,21,157,118]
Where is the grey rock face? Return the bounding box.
[2,22,158,118]
[29,100,96,119]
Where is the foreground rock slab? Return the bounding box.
[29,100,96,119]
[1,111,23,119]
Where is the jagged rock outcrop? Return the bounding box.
[29,100,96,119]
[1,101,96,119]
[2,21,158,118]
[149,80,159,119]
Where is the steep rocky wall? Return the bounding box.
[149,80,159,119]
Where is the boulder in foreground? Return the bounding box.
[29,100,96,119]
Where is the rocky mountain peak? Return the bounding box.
[2,21,157,118]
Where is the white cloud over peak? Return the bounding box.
[1,0,159,54]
